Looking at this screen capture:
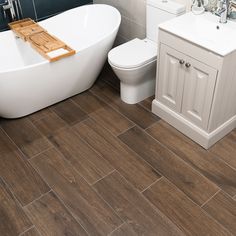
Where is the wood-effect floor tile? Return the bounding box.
[20,227,40,236]
[49,127,114,184]
[74,118,161,191]
[30,148,122,236]
[109,223,138,236]
[52,99,88,125]
[33,112,67,137]
[0,178,32,236]
[143,178,232,236]
[90,81,159,129]
[138,96,155,112]
[147,120,236,197]
[93,171,185,236]
[72,91,107,114]
[90,105,134,136]
[210,130,236,169]
[109,223,137,236]
[202,191,236,235]
[24,191,88,236]
[1,118,51,158]
[99,64,120,90]
[0,129,50,205]
[119,126,218,206]
[28,108,52,123]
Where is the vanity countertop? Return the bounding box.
[158,12,236,56]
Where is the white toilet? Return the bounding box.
[108,0,186,104]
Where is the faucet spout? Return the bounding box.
[1,0,23,22]
[216,0,230,23]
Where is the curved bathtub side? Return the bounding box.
[0,30,118,118]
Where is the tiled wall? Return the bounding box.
[0,0,92,31]
[94,0,146,45]
[93,0,191,45]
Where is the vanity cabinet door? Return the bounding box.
[181,57,217,130]
[157,44,186,112]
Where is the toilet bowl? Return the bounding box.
[108,38,157,104]
[108,0,186,104]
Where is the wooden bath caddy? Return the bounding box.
[9,18,76,62]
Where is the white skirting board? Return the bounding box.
[152,99,236,149]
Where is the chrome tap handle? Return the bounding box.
[1,0,23,22]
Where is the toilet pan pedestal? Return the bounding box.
[120,79,155,104]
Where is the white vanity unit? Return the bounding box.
[152,12,236,149]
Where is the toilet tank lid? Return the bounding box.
[147,0,186,15]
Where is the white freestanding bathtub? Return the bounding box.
[0,4,121,118]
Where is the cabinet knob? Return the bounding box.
[179,59,185,65]
[185,62,191,68]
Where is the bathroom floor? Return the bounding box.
[0,66,236,236]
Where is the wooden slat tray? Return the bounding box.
[9,18,75,62]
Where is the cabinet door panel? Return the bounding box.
[157,44,186,112]
[182,58,217,130]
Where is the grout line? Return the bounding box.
[140,177,163,194]
[0,177,34,232]
[74,117,162,191]
[50,190,91,236]
[147,119,236,174]
[0,178,42,236]
[29,109,53,123]
[72,87,162,183]
[117,124,224,205]
[39,120,116,187]
[142,177,233,236]
[145,122,236,195]
[115,124,136,137]
[29,146,54,161]
[146,123,236,198]
[26,140,122,235]
[77,89,138,135]
[207,148,236,172]
[23,189,52,208]
[14,131,91,236]
[107,222,126,236]
[90,171,126,226]
[137,97,155,113]
[144,119,160,131]
[96,170,184,236]
[140,125,222,191]
[20,141,91,235]
[0,126,52,207]
[89,82,154,130]
[18,226,35,236]
[91,169,116,186]
[201,189,221,208]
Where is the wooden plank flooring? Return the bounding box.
[24,191,88,236]
[143,178,231,236]
[0,178,32,236]
[146,120,236,197]
[119,126,219,206]
[20,227,40,236]
[0,66,235,235]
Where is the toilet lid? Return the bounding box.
[108,38,157,69]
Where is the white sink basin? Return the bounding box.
[159,12,236,56]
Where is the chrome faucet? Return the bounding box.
[216,0,231,23]
[0,0,23,22]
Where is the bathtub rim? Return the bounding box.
[0,4,121,74]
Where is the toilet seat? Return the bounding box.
[108,38,157,69]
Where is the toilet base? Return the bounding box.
[120,79,155,104]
